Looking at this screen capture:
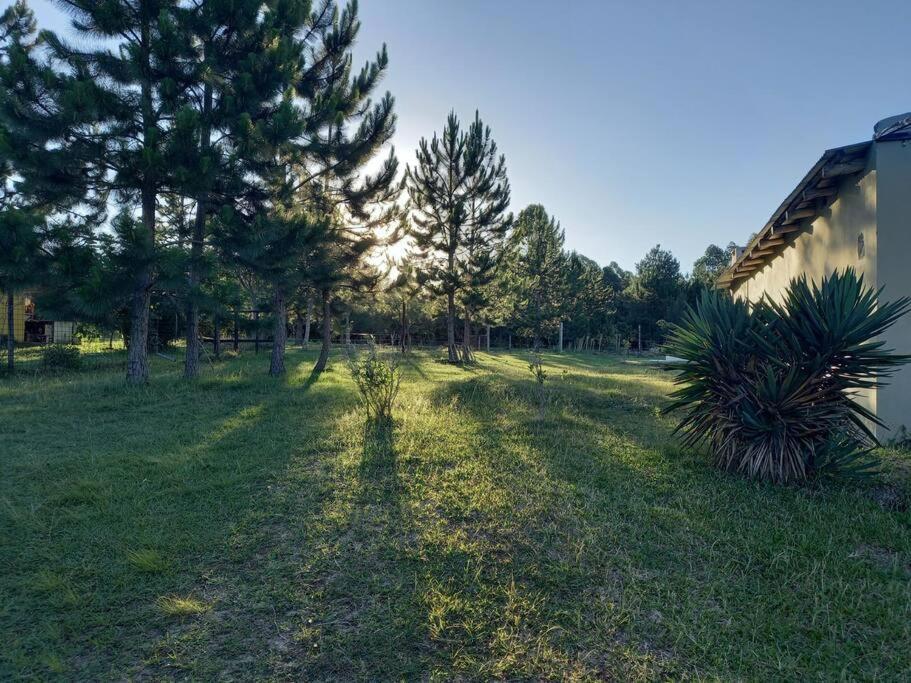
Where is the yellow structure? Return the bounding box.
[0,291,27,343]
[718,114,911,439]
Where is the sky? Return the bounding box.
[25,0,911,273]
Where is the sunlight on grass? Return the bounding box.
[127,549,169,574]
[156,595,211,617]
[1,351,909,680]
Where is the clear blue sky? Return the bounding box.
[27,0,911,272]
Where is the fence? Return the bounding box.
[0,338,128,376]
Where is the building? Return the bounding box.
[717,114,911,439]
[0,291,76,344]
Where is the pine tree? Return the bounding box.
[169,0,311,379]
[309,213,390,374]
[563,252,611,351]
[0,1,80,371]
[626,244,685,345]
[407,111,509,362]
[408,113,470,362]
[216,0,400,377]
[501,204,566,349]
[458,112,511,362]
[691,243,730,291]
[11,0,192,383]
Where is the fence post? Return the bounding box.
[233,313,239,352]
[213,314,221,358]
[254,309,260,354]
[638,324,642,355]
[558,321,563,353]
[486,323,491,352]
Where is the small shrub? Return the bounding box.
[528,352,548,419]
[347,345,402,422]
[663,269,911,484]
[42,344,82,371]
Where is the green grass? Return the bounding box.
[1,349,909,679]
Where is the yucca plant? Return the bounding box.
[664,269,911,484]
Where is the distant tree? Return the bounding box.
[501,204,566,349]
[626,244,685,345]
[691,244,729,290]
[563,252,612,350]
[602,261,632,293]
[388,255,424,353]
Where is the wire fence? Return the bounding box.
[0,338,129,377]
[0,329,666,380]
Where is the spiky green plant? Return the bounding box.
[664,269,911,484]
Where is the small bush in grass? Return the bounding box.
[41,344,82,371]
[346,345,401,423]
[664,269,911,484]
[528,352,549,419]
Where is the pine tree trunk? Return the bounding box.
[293,310,302,347]
[127,16,155,386]
[304,296,313,347]
[400,299,407,354]
[269,288,287,376]
[6,291,14,373]
[462,309,473,362]
[313,290,332,373]
[446,291,458,362]
[126,281,152,384]
[183,64,212,379]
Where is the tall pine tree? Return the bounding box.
[169,0,311,378]
[216,0,399,377]
[458,112,510,361]
[408,110,509,362]
[22,0,191,383]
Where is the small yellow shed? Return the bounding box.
[0,291,27,343]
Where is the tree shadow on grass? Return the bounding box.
[418,360,911,679]
[0,352,359,680]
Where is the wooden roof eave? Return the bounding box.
[717,140,871,289]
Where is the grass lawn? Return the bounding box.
[1,349,910,680]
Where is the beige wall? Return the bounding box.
[731,163,878,305]
[731,141,911,438]
[731,156,883,432]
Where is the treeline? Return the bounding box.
[355,225,729,353]
[0,0,730,381]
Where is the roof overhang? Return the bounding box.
[717,141,871,288]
